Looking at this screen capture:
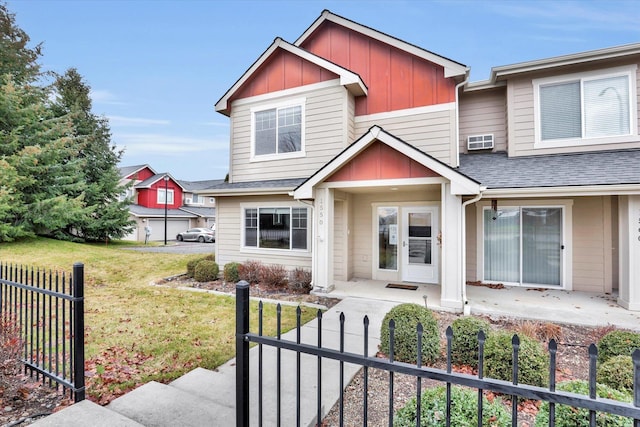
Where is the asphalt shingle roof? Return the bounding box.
[458,149,640,189]
[210,178,307,191]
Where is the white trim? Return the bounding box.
[232,80,340,107]
[157,188,174,204]
[239,202,312,254]
[215,37,366,114]
[295,10,468,79]
[533,65,638,149]
[317,177,447,190]
[293,125,481,199]
[354,102,455,123]
[475,199,573,290]
[250,98,306,162]
[483,185,640,198]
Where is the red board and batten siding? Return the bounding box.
[125,167,155,181]
[325,141,439,182]
[233,49,339,101]
[137,182,183,210]
[230,21,456,115]
[299,21,456,115]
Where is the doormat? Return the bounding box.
[386,283,418,291]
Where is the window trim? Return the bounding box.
[240,203,311,254]
[157,188,174,205]
[476,199,573,290]
[533,65,638,149]
[250,98,306,162]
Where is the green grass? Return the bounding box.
[0,237,317,401]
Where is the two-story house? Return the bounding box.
[118,165,218,241]
[211,10,640,312]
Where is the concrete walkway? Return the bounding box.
[33,297,397,427]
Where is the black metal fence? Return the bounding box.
[0,262,85,402]
[235,282,640,426]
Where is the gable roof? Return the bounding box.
[458,149,640,196]
[295,10,468,79]
[135,173,187,191]
[293,125,481,199]
[118,164,156,179]
[215,37,367,115]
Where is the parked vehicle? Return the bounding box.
[176,228,215,243]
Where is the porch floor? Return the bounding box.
[327,279,640,331]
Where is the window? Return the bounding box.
[157,189,174,204]
[483,206,563,287]
[252,100,304,159]
[243,207,308,250]
[192,194,200,203]
[534,66,636,147]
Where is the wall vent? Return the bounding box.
[467,134,494,151]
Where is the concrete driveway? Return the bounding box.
[123,241,215,255]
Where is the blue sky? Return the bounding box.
[7,0,640,181]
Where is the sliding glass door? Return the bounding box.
[484,207,562,287]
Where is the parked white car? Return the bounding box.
[176,228,215,243]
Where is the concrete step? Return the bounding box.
[107,380,235,427]
[31,399,144,427]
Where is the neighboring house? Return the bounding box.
[211,10,640,311]
[118,165,217,241]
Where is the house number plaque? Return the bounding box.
[318,197,324,226]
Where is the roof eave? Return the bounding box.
[489,42,640,82]
[483,184,640,198]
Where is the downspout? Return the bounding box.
[461,187,485,315]
[454,76,469,168]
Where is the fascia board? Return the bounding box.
[295,10,467,79]
[206,188,297,197]
[277,41,367,96]
[490,43,640,81]
[216,37,367,114]
[483,184,640,198]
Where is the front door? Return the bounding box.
[401,207,439,283]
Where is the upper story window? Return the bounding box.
[533,65,637,148]
[157,188,174,204]
[192,194,200,203]
[251,99,305,161]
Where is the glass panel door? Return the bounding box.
[484,208,520,283]
[378,207,398,270]
[408,212,432,265]
[402,207,438,284]
[522,208,562,286]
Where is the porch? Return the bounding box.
[326,279,640,331]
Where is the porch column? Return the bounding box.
[311,187,334,293]
[440,183,464,310]
[618,195,640,311]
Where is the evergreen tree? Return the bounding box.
[0,3,41,84]
[52,68,134,241]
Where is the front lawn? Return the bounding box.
[0,237,316,403]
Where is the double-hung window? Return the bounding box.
[534,65,637,147]
[244,206,308,251]
[157,188,174,204]
[252,99,304,160]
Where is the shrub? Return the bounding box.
[597,330,640,363]
[238,260,263,284]
[260,264,288,288]
[483,331,548,387]
[515,320,562,342]
[287,268,312,293]
[223,262,241,283]
[380,303,440,364]
[450,316,490,369]
[186,254,215,278]
[597,355,634,392]
[534,380,632,427]
[394,385,510,427]
[193,260,219,282]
